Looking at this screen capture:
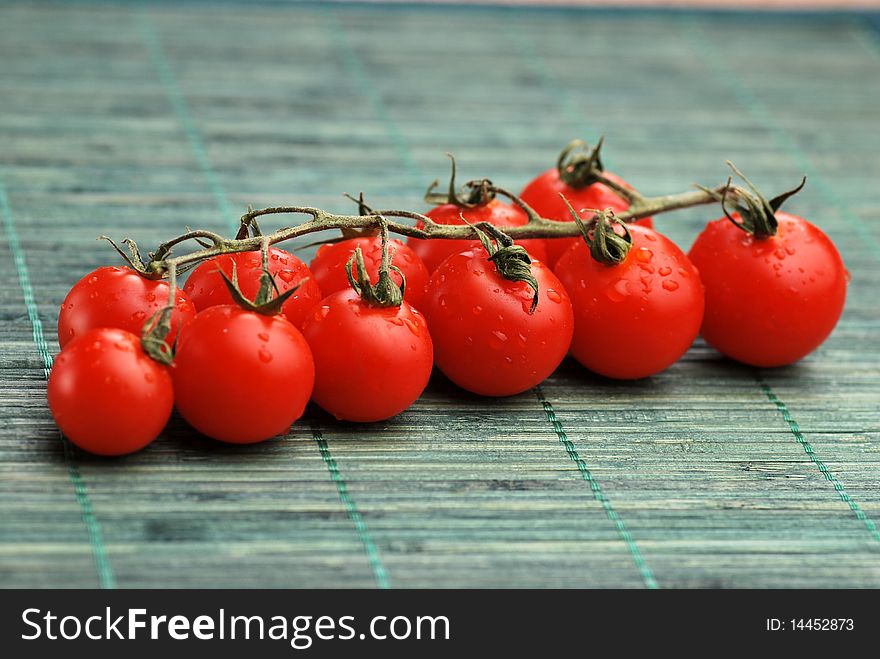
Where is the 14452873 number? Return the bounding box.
[767,619,854,632]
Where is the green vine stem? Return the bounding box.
[122,181,730,283]
[120,176,741,363]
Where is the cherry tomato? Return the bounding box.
[47,328,173,456]
[555,224,704,379]
[183,247,322,327]
[520,170,654,268]
[408,199,548,273]
[301,290,433,422]
[422,248,573,396]
[310,236,430,309]
[172,305,314,443]
[58,266,196,349]
[688,212,847,367]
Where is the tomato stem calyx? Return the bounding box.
[424,153,497,208]
[346,218,406,308]
[557,137,606,189]
[562,195,633,266]
[219,239,304,316]
[701,163,807,240]
[469,220,540,313]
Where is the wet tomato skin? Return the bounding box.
[408,200,548,273]
[309,237,430,309]
[47,328,173,456]
[172,305,314,443]
[555,225,704,379]
[688,212,847,367]
[301,290,433,422]
[183,247,322,327]
[422,248,574,397]
[58,266,196,349]
[520,169,654,268]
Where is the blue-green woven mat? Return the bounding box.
[1,1,879,588]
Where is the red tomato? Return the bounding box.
[301,290,433,422]
[58,266,196,349]
[520,169,654,268]
[422,248,573,396]
[555,224,704,379]
[408,199,548,273]
[172,306,314,443]
[183,247,322,327]
[310,237,430,309]
[47,328,173,456]
[688,212,847,367]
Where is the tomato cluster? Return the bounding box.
[46,143,848,456]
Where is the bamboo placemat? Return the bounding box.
[1,1,878,588]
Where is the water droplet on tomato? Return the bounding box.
[504,356,513,365]
[257,332,270,342]
[144,371,155,383]
[579,279,587,289]
[314,306,330,322]
[278,270,296,283]
[638,263,654,274]
[386,317,404,326]
[785,246,796,255]
[678,267,689,277]
[88,276,98,284]
[465,336,473,346]
[489,330,508,350]
[644,233,657,242]
[774,249,786,260]
[845,269,852,284]
[634,247,653,263]
[114,340,130,351]
[547,289,562,303]
[472,305,483,316]
[662,280,679,291]
[658,266,672,276]
[89,291,99,300]
[131,310,146,321]
[270,253,279,261]
[404,318,421,336]
[517,332,527,346]
[258,348,273,363]
[606,279,629,302]
[146,292,156,302]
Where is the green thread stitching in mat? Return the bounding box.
[323,11,423,180]
[535,387,659,589]
[136,9,238,234]
[137,8,390,586]
[759,377,880,544]
[687,19,880,543]
[507,23,598,150]
[312,423,390,589]
[685,20,880,262]
[326,12,657,582]
[0,180,116,589]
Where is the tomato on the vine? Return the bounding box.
[172,305,315,443]
[58,266,196,349]
[409,199,548,273]
[301,289,433,422]
[184,247,322,327]
[310,236,430,308]
[555,219,704,380]
[48,328,173,456]
[688,211,847,367]
[520,140,654,268]
[423,239,573,397]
